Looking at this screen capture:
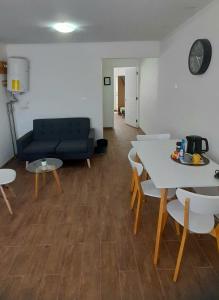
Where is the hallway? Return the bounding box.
[0,116,218,299]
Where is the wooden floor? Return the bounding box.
[1,114,219,300]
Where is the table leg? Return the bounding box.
[52,170,62,193]
[35,173,39,199]
[153,188,168,265]
[42,172,46,186]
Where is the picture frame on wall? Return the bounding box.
[104,77,111,85]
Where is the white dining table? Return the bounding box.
[131,139,219,265]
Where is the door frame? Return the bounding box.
[102,59,141,129]
[113,66,139,128]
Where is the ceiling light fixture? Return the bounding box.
[53,22,77,33]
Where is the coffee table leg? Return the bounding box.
[52,170,62,193]
[35,173,39,199]
[153,188,168,265]
[0,185,13,215]
[42,172,46,186]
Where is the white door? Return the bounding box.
[125,67,138,127]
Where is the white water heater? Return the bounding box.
[7,57,29,94]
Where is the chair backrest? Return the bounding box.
[176,188,219,215]
[128,148,143,176]
[136,133,171,141]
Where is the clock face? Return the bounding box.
[189,41,204,74]
[188,39,212,75]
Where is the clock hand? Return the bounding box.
[196,56,201,68]
[196,56,201,67]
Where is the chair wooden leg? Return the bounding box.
[143,170,149,181]
[0,185,13,215]
[174,221,181,236]
[216,234,219,252]
[153,188,168,265]
[130,174,134,193]
[135,154,140,163]
[130,185,137,210]
[86,158,91,168]
[133,193,142,235]
[162,211,168,233]
[173,228,188,282]
[210,224,219,252]
[173,198,189,282]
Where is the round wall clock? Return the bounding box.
[188,39,212,75]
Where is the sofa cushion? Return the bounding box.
[23,140,59,154]
[33,119,61,140]
[60,118,90,140]
[56,140,88,154]
[33,118,90,140]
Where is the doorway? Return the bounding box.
[117,76,125,116]
[102,58,140,128]
[114,67,138,128]
[114,69,125,115]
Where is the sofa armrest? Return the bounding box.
[17,130,33,156]
[87,128,95,156]
[88,128,95,141]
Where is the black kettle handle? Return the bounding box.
[202,138,209,153]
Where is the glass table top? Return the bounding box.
[26,158,63,174]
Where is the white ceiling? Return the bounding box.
[0,0,213,43]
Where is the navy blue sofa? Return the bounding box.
[17,118,95,164]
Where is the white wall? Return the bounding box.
[156,0,219,162]
[139,58,159,133]
[6,41,159,137]
[103,58,141,127]
[0,44,13,166]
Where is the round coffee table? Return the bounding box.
[26,158,63,199]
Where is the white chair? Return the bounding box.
[0,169,16,215]
[128,148,144,193]
[136,133,171,141]
[163,188,219,282]
[128,148,176,234]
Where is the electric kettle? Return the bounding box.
[186,135,209,155]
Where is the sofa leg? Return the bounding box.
[25,161,29,169]
[86,159,91,168]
